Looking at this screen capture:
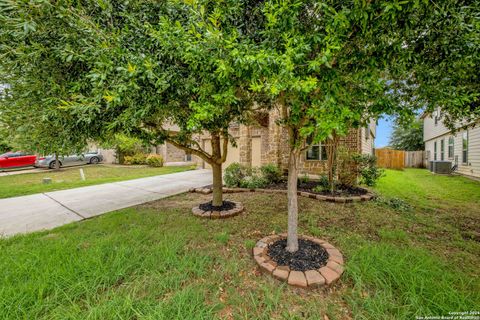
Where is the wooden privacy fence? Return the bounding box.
[405,150,426,168]
[375,149,426,169]
[376,149,405,169]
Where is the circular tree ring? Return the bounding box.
[253,234,344,288]
[192,201,244,219]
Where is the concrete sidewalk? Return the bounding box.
[0,169,212,237]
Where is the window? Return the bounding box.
[448,136,454,159]
[434,141,437,160]
[440,139,444,161]
[6,153,21,158]
[462,131,468,164]
[434,108,441,126]
[306,137,327,161]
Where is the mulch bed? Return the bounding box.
[253,234,345,288]
[266,180,368,197]
[199,200,236,212]
[192,182,375,203]
[192,200,244,219]
[268,238,329,271]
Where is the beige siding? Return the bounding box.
[369,118,377,138]
[361,124,375,155]
[424,127,480,178]
[457,127,480,178]
[423,113,451,142]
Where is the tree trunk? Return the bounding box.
[326,133,339,193]
[211,162,223,206]
[54,153,60,171]
[210,134,223,207]
[286,148,300,253]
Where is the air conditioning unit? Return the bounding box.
[432,161,452,174]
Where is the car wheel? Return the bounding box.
[49,161,61,169]
[89,157,100,164]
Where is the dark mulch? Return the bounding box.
[268,238,329,271]
[266,180,368,197]
[199,200,236,212]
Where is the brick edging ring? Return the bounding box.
[190,187,375,203]
[253,234,344,288]
[192,201,244,219]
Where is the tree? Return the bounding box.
[241,1,409,252]
[386,0,479,129]
[0,2,99,168]
[1,0,477,254]
[0,1,253,206]
[389,119,424,151]
[0,77,90,170]
[0,124,11,153]
[242,0,478,252]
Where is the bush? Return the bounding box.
[312,175,331,193]
[123,156,134,165]
[337,147,359,187]
[353,154,384,187]
[146,154,164,167]
[132,153,147,165]
[240,175,268,189]
[124,153,148,165]
[224,163,248,187]
[260,164,282,184]
[109,134,148,164]
[224,163,274,188]
[299,173,310,184]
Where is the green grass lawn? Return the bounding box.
[0,165,195,199]
[0,169,479,319]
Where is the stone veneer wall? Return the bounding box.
[239,125,252,166]
[169,109,363,175]
[297,128,361,175]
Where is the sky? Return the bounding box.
[375,116,394,148]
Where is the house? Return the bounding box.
[422,108,480,178]
[99,110,376,175]
[197,109,376,175]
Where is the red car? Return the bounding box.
[0,152,37,169]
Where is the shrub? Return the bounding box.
[299,173,310,184]
[337,147,359,187]
[124,153,148,165]
[132,153,147,165]
[109,134,148,164]
[146,154,164,167]
[224,163,248,187]
[240,174,268,189]
[312,175,331,192]
[353,154,384,187]
[260,164,282,184]
[224,163,272,188]
[123,155,134,165]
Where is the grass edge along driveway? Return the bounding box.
[0,164,196,199]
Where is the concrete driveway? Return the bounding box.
[0,169,212,237]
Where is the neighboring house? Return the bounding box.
[199,109,376,175]
[422,108,480,178]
